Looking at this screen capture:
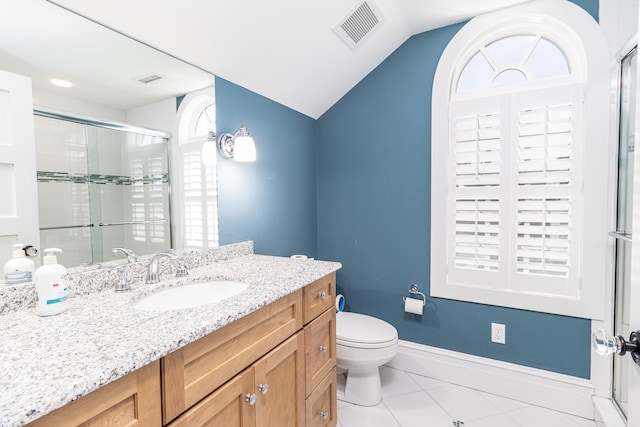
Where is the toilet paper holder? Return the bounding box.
[403,284,426,306]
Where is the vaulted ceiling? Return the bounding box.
[51,0,530,119]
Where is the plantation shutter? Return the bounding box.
[447,95,509,288]
[181,142,218,248]
[509,85,583,296]
[447,85,583,298]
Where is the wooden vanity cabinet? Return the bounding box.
[164,272,337,427]
[303,273,337,427]
[26,360,161,427]
[25,272,338,427]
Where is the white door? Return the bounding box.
[0,69,40,269]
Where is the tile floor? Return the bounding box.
[337,366,597,427]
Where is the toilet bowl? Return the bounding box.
[336,311,398,406]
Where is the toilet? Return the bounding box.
[336,311,398,406]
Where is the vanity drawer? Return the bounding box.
[305,367,337,427]
[162,289,303,423]
[303,273,336,325]
[304,308,336,397]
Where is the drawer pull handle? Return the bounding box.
[319,345,328,353]
[318,291,327,300]
[320,410,329,420]
[258,383,269,395]
[245,393,257,406]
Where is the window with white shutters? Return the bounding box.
[430,2,610,319]
[176,94,219,249]
[448,85,583,297]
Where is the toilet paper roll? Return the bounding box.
[404,297,423,315]
[335,294,345,312]
[290,254,308,259]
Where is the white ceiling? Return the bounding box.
[2,0,214,111]
[50,0,531,119]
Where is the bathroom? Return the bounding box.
[0,0,638,426]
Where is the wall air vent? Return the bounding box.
[136,74,163,84]
[333,0,384,50]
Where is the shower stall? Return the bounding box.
[34,111,172,268]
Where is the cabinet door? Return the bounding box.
[304,308,336,397]
[253,332,305,427]
[169,369,255,427]
[27,361,161,427]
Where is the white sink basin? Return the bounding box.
[132,281,249,311]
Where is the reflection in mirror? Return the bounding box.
[0,0,215,270]
[35,112,171,267]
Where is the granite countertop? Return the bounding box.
[0,242,341,426]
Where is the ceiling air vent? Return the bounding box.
[136,74,163,84]
[333,0,384,50]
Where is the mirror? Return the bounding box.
[0,0,214,269]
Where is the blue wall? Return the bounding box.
[316,1,597,378]
[215,0,598,378]
[216,77,318,258]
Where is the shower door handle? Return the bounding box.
[608,231,632,242]
[592,328,640,366]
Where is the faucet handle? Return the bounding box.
[115,268,131,292]
[175,257,189,278]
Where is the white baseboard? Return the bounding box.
[386,340,594,419]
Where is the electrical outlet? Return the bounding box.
[491,323,506,344]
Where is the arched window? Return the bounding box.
[430,1,610,319]
[173,88,219,249]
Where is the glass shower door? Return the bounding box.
[612,46,637,418]
[86,126,171,263]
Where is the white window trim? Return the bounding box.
[430,0,610,319]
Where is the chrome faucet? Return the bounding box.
[145,250,189,284]
[112,247,138,263]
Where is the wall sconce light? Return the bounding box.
[217,125,256,162]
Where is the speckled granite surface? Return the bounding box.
[0,242,341,426]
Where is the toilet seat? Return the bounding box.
[336,312,398,349]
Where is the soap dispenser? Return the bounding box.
[3,243,35,285]
[34,248,68,316]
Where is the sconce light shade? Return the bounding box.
[217,125,256,162]
[201,131,216,166]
